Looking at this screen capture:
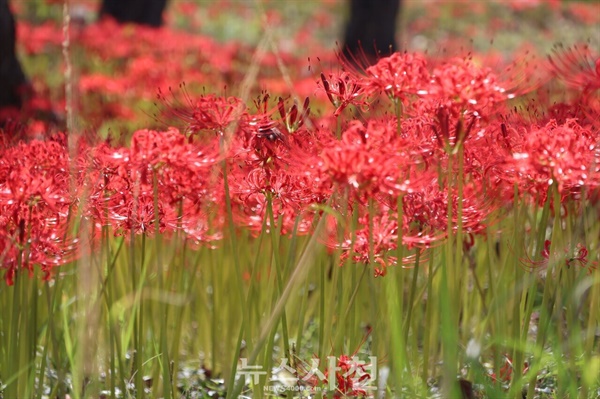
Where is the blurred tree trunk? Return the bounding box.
[342,0,401,64]
[0,0,27,109]
[100,0,168,27]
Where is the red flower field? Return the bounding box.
[0,1,598,398]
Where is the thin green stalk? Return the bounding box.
[334,265,368,347]
[229,212,327,399]
[348,205,360,352]
[441,150,460,398]
[7,264,23,399]
[318,254,326,362]
[136,233,147,399]
[27,274,37,399]
[61,287,78,399]
[266,193,291,359]
[391,194,407,389]
[421,254,436,385]
[510,186,526,398]
[385,266,409,393]
[42,269,68,399]
[455,144,465,343]
[222,154,248,396]
[208,241,218,375]
[247,215,270,353]
[403,249,421,346]
[153,170,173,399]
[582,274,599,397]
[526,183,561,399]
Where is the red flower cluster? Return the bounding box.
[1,45,598,283]
[520,240,597,274]
[489,354,529,384]
[0,135,75,284]
[323,355,374,398]
[501,119,598,199]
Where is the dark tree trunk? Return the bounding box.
[0,0,27,109]
[100,0,168,27]
[342,0,401,64]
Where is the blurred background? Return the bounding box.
[3,0,599,139]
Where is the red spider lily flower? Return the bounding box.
[541,239,551,260]
[521,240,598,273]
[564,243,598,274]
[318,119,408,199]
[300,331,375,398]
[489,354,529,384]
[566,244,588,268]
[401,177,494,247]
[17,21,64,55]
[319,71,368,117]
[228,95,325,236]
[77,142,131,231]
[547,43,600,93]
[546,43,600,128]
[339,211,399,272]
[520,240,551,271]
[191,95,247,137]
[164,93,247,138]
[365,51,430,103]
[229,165,319,235]
[247,120,289,162]
[431,104,478,153]
[324,354,374,397]
[278,96,311,134]
[504,119,598,198]
[425,57,508,119]
[0,138,76,284]
[80,128,221,241]
[237,93,293,170]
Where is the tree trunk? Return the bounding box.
[342,0,401,64]
[100,0,168,27]
[0,0,27,109]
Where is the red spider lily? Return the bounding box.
[502,119,599,198]
[299,330,376,398]
[318,119,409,199]
[0,138,76,285]
[229,164,320,235]
[226,94,326,236]
[183,94,248,137]
[400,178,493,247]
[17,21,64,55]
[520,240,551,271]
[425,57,508,119]
[330,199,436,273]
[245,119,289,166]
[495,46,552,99]
[520,240,597,273]
[431,104,478,154]
[489,354,529,384]
[566,244,588,268]
[278,96,311,134]
[233,94,293,174]
[547,43,600,93]
[320,71,368,117]
[564,244,598,274]
[365,52,430,102]
[130,128,222,235]
[79,128,221,241]
[338,210,399,274]
[546,43,600,128]
[324,354,374,397]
